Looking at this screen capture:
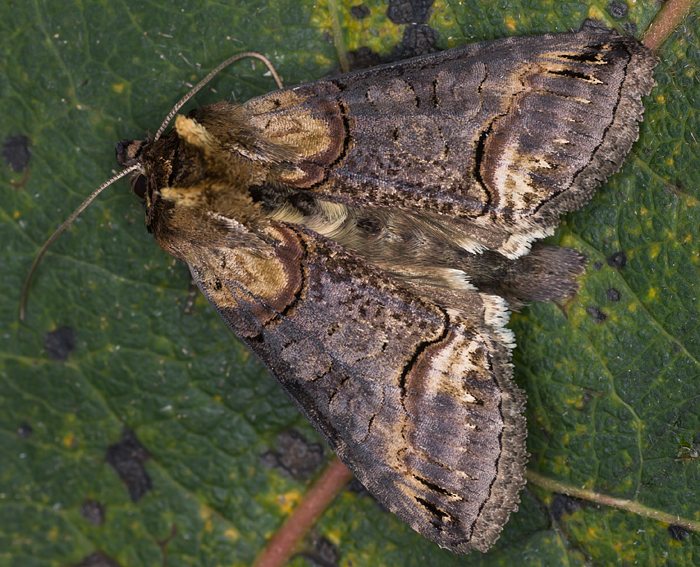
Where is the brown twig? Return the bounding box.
[254,458,354,567]
[643,0,697,51]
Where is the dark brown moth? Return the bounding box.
[26,28,656,553]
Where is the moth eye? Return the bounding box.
[131,174,148,200]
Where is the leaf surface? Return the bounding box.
[0,1,697,565]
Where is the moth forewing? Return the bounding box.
[27,28,655,554]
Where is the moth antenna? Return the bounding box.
[19,164,141,322]
[21,53,282,321]
[153,51,284,142]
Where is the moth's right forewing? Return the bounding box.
[189,224,527,553]
[245,30,655,258]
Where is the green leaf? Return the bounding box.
[1,1,698,565]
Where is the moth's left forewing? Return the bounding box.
[141,119,526,553]
[186,224,527,553]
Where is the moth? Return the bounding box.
[24,28,656,553]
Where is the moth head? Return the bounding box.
[115,130,208,234]
[19,51,284,321]
[115,137,163,231]
[115,139,147,198]
[114,112,260,239]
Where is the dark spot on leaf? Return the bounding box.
[586,306,608,323]
[580,18,609,32]
[668,524,690,541]
[593,261,603,270]
[581,390,596,407]
[297,533,341,567]
[74,552,122,567]
[607,0,628,18]
[387,0,433,24]
[550,494,585,521]
[607,251,627,268]
[17,422,33,438]
[44,326,76,361]
[393,24,438,59]
[106,429,152,502]
[348,477,370,496]
[622,21,638,35]
[2,135,31,172]
[350,4,370,19]
[606,288,621,302]
[81,499,106,526]
[348,47,383,70]
[261,429,324,481]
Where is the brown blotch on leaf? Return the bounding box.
[16,422,33,438]
[105,429,152,502]
[586,306,608,323]
[387,0,433,24]
[607,0,628,19]
[81,499,106,526]
[2,134,31,172]
[297,532,341,567]
[580,390,596,408]
[350,4,370,19]
[607,251,627,269]
[393,23,438,59]
[261,429,324,481]
[606,288,621,302]
[668,524,690,541]
[348,47,383,70]
[550,493,585,521]
[44,326,76,361]
[74,552,122,567]
[623,21,638,35]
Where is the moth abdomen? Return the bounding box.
[467,245,586,306]
[251,184,584,308]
